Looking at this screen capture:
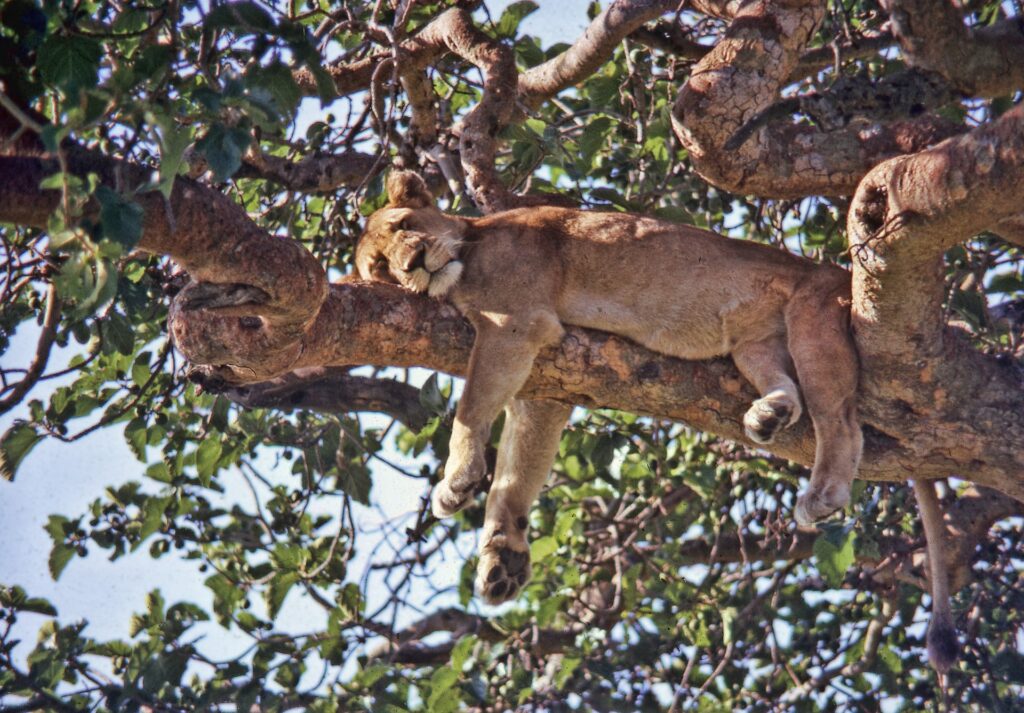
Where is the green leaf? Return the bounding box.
[36,34,102,94]
[427,665,460,709]
[554,656,580,690]
[335,460,371,505]
[813,522,856,588]
[48,544,74,580]
[266,571,298,619]
[207,2,275,32]
[195,123,252,182]
[195,438,223,485]
[103,312,135,355]
[134,496,170,549]
[271,543,310,571]
[578,116,612,165]
[496,0,538,37]
[419,372,447,416]
[721,606,737,645]
[0,586,58,616]
[450,634,476,672]
[96,185,143,249]
[0,421,42,481]
[530,535,557,562]
[152,113,193,198]
[337,582,364,619]
[246,61,301,117]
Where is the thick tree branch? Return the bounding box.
[848,103,1024,357]
[0,147,329,376]
[2,145,1022,499]
[883,0,1024,97]
[671,0,958,198]
[212,367,430,431]
[412,8,517,212]
[846,104,1024,504]
[633,22,894,83]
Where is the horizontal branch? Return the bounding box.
[632,22,894,83]
[172,277,1024,503]
[883,0,1024,98]
[671,0,959,198]
[237,148,378,193]
[211,367,431,431]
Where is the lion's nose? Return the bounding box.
[407,246,427,271]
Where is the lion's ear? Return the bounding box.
[386,171,432,208]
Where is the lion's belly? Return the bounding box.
[557,296,738,361]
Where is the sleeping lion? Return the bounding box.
[355,171,863,605]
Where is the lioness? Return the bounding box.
[356,171,863,604]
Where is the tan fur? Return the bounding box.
[913,479,959,673]
[357,172,864,603]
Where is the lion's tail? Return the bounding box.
[913,478,959,674]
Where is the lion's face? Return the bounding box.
[355,172,465,298]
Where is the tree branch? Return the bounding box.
[517,0,677,108]
[0,282,60,417]
[845,103,1024,503]
[211,367,431,431]
[883,0,1024,98]
[2,145,1023,500]
[237,148,378,193]
[671,0,959,198]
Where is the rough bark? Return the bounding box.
[671,0,959,198]
[215,367,431,431]
[845,104,1024,503]
[883,0,1024,97]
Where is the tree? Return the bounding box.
[1,0,1023,709]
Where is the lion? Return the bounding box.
[356,170,864,603]
[354,172,963,672]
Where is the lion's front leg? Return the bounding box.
[433,310,564,518]
[475,398,571,604]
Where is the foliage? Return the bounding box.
[1,0,1022,711]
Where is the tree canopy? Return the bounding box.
[1,0,1023,710]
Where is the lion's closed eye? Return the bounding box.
[371,256,395,282]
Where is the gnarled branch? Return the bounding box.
[671,0,958,198]
[883,0,1024,98]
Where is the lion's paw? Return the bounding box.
[476,538,531,605]
[743,396,797,444]
[431,449,487,518]
[431,479,477,518]
[794,483,851,525]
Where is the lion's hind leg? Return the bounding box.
[476,398,571,604]
[731,337,803,445]
[786,275,863,525]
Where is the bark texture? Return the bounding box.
[671,0,960,198]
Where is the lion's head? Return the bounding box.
[355,172,465,298]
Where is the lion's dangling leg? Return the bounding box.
[731,336,803,445]
[786,274,863,525]
[475,398,572,604]
[434,309,564,518]
[913,478,959,674]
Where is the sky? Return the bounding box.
[0,0,594,683]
